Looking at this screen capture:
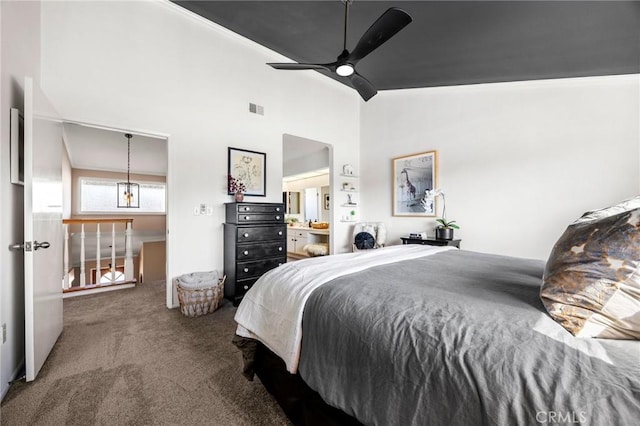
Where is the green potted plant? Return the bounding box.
[435,217,459,240]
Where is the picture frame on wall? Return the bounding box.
[324,193,330,210]
[392,150,437,216]
[10,108,24,185]
[228,147,266,196]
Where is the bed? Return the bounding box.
[233,245,640,425]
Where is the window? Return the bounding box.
[80,178,166,213]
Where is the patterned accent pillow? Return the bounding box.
[540,206,640,339]
[573,195,640,224]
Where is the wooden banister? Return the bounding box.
[63,218,133,225]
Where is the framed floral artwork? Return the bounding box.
[392,150,437,216]
[227,147,266,196]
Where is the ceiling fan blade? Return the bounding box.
[268,63,331,71]
[348,72,377,101]
[349,8,413,63]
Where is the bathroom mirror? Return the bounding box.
[283,191,300,214]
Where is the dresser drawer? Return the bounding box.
[226,203,285,224]
[237,225,286,243]
[235,204,284,214]
[235,212,284,223]
[236,257,286,279]
[237,241,286,260]
[236,277,260,295]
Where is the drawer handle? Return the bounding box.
[244,216,250,220]
[275,215,281,220]
[243,250,249,255]
[276,207,281,212]
[243,207,250,211]
[243,285,249,290]
[278,247,283,251]
[278,231,283,236]
[243,233,249,238]
[243,268,249,273]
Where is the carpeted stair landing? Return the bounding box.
[0,281,290,425]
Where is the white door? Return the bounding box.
[23,77,64,381]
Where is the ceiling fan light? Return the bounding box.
[336,64,354,77]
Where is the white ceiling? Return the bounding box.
[63,122,168,176]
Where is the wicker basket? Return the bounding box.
[176,273,226,318]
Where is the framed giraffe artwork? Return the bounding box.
[392,150,438,216]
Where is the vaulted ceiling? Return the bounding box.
[174,0,640,96]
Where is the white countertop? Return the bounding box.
[288,225,330,235]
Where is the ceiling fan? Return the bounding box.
[267,1,413,101]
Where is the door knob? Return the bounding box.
[34,241,50,250]
[9,241,50,251]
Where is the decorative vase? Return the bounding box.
[234,192,244,202]
[435,227,454,240]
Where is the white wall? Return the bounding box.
[39,1,361,303]
[0,0,42,399]
[361,75,640,260]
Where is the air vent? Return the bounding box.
[249,102,264,116]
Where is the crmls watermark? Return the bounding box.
[536,410,587,424]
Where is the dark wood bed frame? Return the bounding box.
[254,343,363,426]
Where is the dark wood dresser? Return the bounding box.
[223,202,286,305]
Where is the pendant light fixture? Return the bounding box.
[117,133,139,208]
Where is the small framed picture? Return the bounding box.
[228,147,266,196]
[392,150,437,216]
[324,193,330,210]
[10,108,24,185]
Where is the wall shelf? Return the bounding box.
[340,189,358,193]
[341,204,358,207]
[339,173,358,178]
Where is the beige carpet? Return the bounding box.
[0,281,290,426]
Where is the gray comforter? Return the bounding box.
[299,250,640,425]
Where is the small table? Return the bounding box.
[401,237,461,248]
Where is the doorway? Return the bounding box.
[282,134,333,259]
[60,120,170,305]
